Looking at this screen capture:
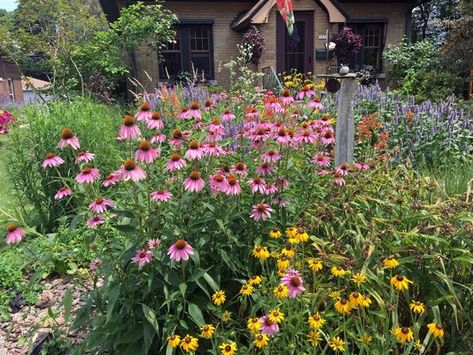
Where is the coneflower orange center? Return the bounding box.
[139,140,151,151]
[141,102,150,111]
[205,99,212,107]
[228,176,237,185]
[190,171,201,180]
[6,223,17,232]
[214,175,224,182]
[82,166,92,174]
[124,115,135,126]
[124,160,136,171]
[282,88,290,97]
[211,118,220,125]
[290,276,301,287]
[278,128,287,136]
[189,141,199,149]
[256,204,266,212]
[60,128,74,139]
[151,112,160,120]
[175,239,187,249]
[95,197,104,204]
[235,162,245,170]
[190,102,200,110]
[173,129,182,138]
[171,154,181,161]
[45,152,55,159]
[224,109,231,114]
[254,177,262,184]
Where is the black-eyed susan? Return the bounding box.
[285,226,297,238]
[351,272,367,286]
[409,300,425,314]
[307,258,323,272]
[360,294,372,308]
[180,335,199,352]
[247,316,261,333]
[281,246,295,258]
[307,330,322,346]
[329,290,342,299]
[268,308,284,323]
[349,292,364,308]
[248,275,263,286]
[212,290,226,305]
[219,341,237,355]
[277,255,291,271]
[254,334,269,349]
[252,246,270,260]
[414,339,424,351]
[221,311,232,322]
[239,284,253,296]
[358,334,373,344]
[335,299,352,314]
[390,275,412,291]
[200,324,215,338]
[308,312,326,329]
[383,256,399,269]
[392,327,414,343]
[427,323,444,338]
[167,335,181,348]
[273,284,289,299]
[295,229,309,243]
[331,266,347,277]
[329,336,346,352]
[269,229,281,239]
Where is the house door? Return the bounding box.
[276,11,314,74]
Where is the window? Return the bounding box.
[7,78,15,101]
[344,23,385,72]
[159,24,214,81]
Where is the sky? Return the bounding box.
[0,0,18,11]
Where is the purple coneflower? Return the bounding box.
[150,133,166,144]
[250,203,273,222]
[335,164,349,176]
[148,238,161,249]
[89,197,114,214]
[249,177,267,194]
[103,171,122,187]
[147,111,164,130]
[333,172,346,186]
[209,174,229,193]
[280,88,294,105]
[135,140,160,164]
[54,187,72,200]
[76,151,95,164]
[311,154,331,167]
[221,109,235,122]
[261,150,282,163]
[168,239,194,262]
[5,224,25,244]
[259,315,280,336]
[58,128,80,150]
[275,128,291,145]
[321,129,336,146]
[231,162,248,176]
[76,166,100,184]
[131,248,153,267]
[119,115,141,140]
[281,269,305,298]
[187,102,202,119]
[177,108,189,120]
[150,189,172,202]
[184,171,205,192]
[256,163,275,176]
[121,159,146,182]
[135,102,152,122]
[165,153,187,172]
[296,85,315,100]
[87,215,105,228]
[354,162,370,171]
[185,141,204,160]
[307,97,324,110]
[223,175,241,195]
[42,153,64,168]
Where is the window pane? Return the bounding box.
[190,54,211,78]
[284,21,305,72]
[159,53,182,79]
[190,26,209,51]
[363,48,379,68]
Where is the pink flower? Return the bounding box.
[148,239,161,249]
[209,174,229,193]
[333,172,346,186]
[280,88,294,105]
[259,315,280,336]
[121,160,146,182]
[307,97,324,110]
[58,128,80,150]
[90,258,102,271]
[311,154,331,167]
[296,85,315,100]
[248,177,267,194]
[177,108,189,120]
[263,184,278,195]
[168,239,194,262]
[256,163,275,176]
[183,171,205,192]
[87,215,105,228]
[275,128,291,145]
[207,118,225,135]
[354,162,370,170]
[42,153,64,168]
[187,102,202,119]
[135,102,152,122]
[261,150,282,163]
[5,224,25,244]
[295,130,317,144]
[245,107,260,119]
[250,203,273,222]
[321,129,336,146]
[203,143,225,157]
[318,169,330,176]
[76,151,95,164]
[231,162,248,176]
[335,164,349,176]
[281,269,305,298]
[223,175,241,195]
[76,166,100,184]
[168,129,188,147]
[220,109,235,122]
[102,171,121,187]
[150,189,172,202]
[119,115,141,140]
[54,187,72,200]
[131,248,153,267]
[165,153,187,172]
[135,140,160,164]
[89,197,114,214]
[150,133,166,144]
[147,111,164,130]
[185,141,204,160]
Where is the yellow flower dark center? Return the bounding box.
[436,324,442,329]
[340,299,348,305]
[185,337,191,343]
[352,293,359,298]
[123,115,136,126]
[175,239,186,249]
[225,345,231,351]
[396,275,404,281]
[124,160,136,171]
[402,327,410,334]
[60,128,74,139]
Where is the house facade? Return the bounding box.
[100,0,421,89]
[0,58,23,104]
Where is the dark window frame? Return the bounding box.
[159,21,215,81]
[7,78,15,100]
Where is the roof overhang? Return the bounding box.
[231,0,348,31]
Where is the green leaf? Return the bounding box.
[63,288,73,322]
[179,283,187,297]
[142,304,160,334]
[203,272,219,292]
[188,303,205,326]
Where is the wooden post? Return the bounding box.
[334,77,357,166]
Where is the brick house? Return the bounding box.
[0,58,24,104]
[100,0,422,88]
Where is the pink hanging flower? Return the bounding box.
[103,171,122,187]
[250,203,273,222]
[58,128,80,150]
[263,184,278,195]
[131,248,153,267]
[147,111,164,130]
[150,133,166,144]
[203,143,225,157]
[168,239,194,262]
[165,153,187,172]
[261,150,282,163]
[87,215,105,228]
[318,169,330,176]
[321,129,336,146]
[354,162,370,171]
[335,164,349,176]
[5,224,25,244]
[76,166,100,184]
[275,128,291,145]
[187,102,202,119]
[42,153,64,168]
[121,160,146,182]
[168,129,188,147]
[185,141,204,160]
[119,115,141,140]
[54,187,72,200]
[135,102,152,122]
[221,109,235,122]
[280,88,294,105]
[89,197,114,214]
[255,163,275,176]
[307,97,324,110]
[296,85,315,100]
[259,315,280,336]
[333,172,346,186]
[148,238,161,249]
[150,189,172,202]
[209,174,229,193]
[245,106,260,119]
[177,108,189,120]
[207,118,225,135]
[281,269,305,298]
[135,140,160,164]
[248,177,267,194]
[183,171,205,192]
[231,162,248,176]
[76,151,95,164]
[295,130,317,144]
[223,175,241,195]
[311,154,331,167]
